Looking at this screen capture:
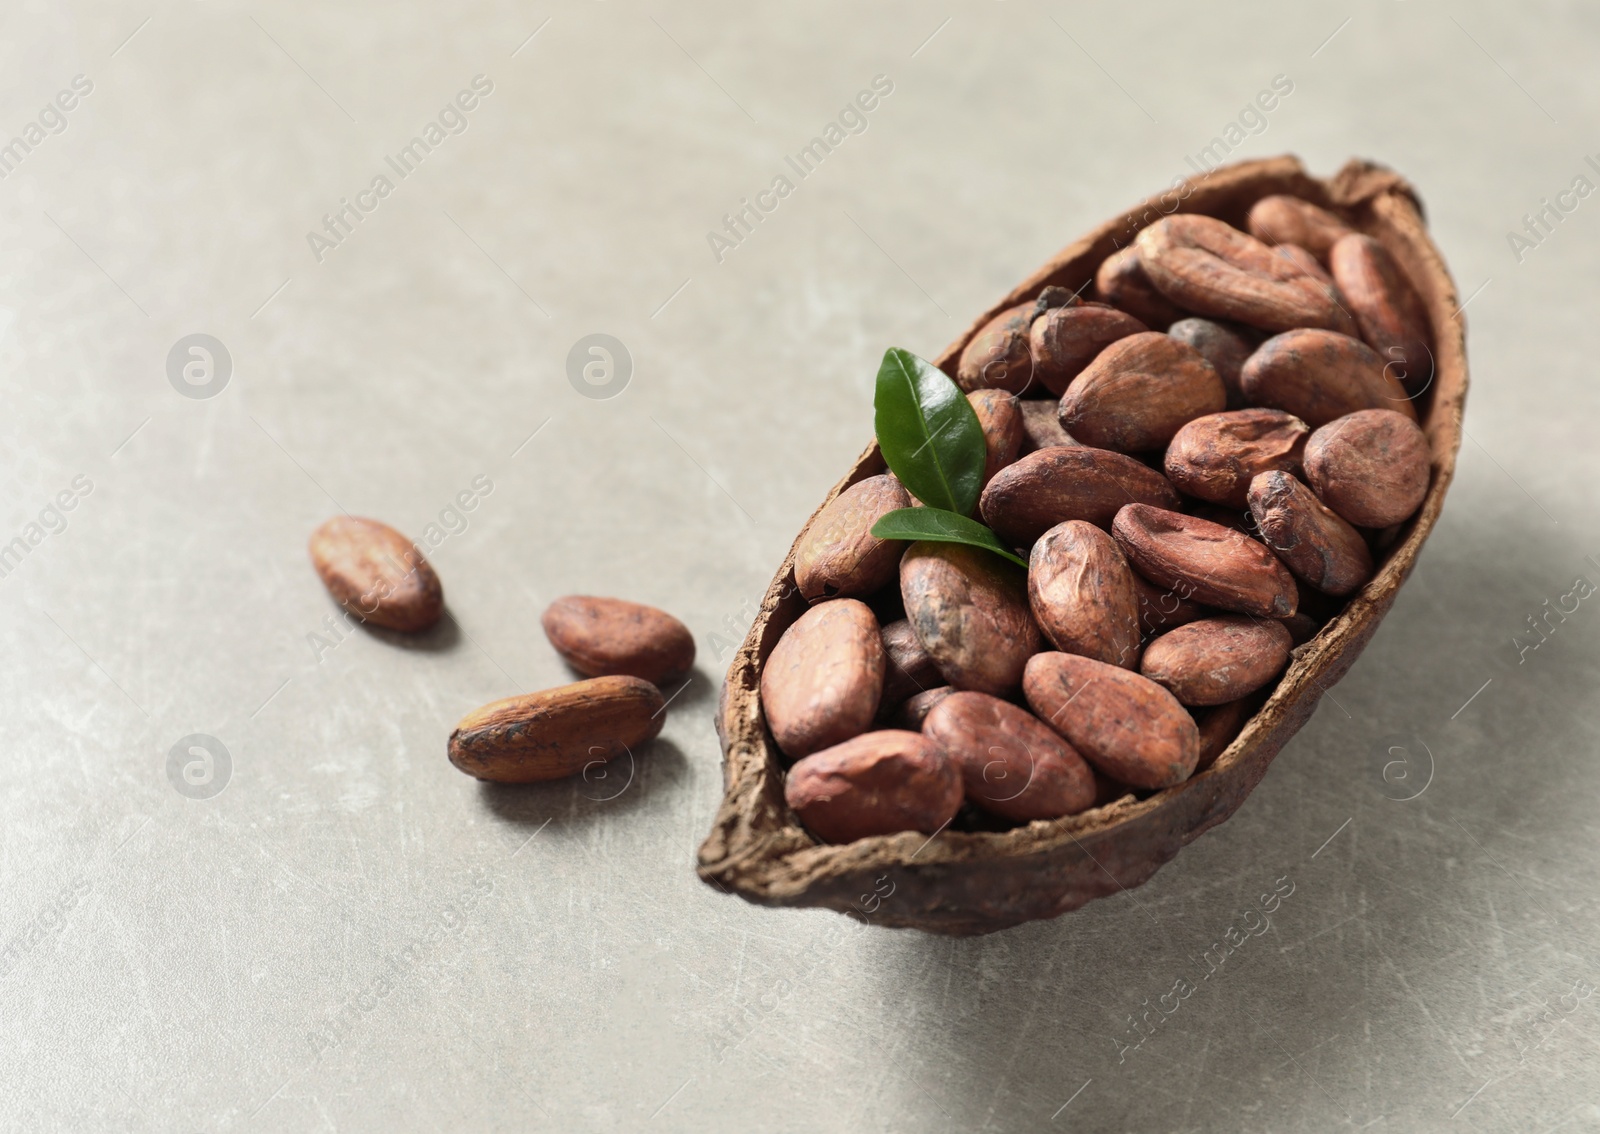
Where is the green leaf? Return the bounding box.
[873,347,987,517]
[870,507,1028,569]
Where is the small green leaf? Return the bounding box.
[873,348,987,516]
[871,507,1028,568]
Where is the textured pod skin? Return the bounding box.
[448,676,665,783]
[923,692,1096,822]
[1245,194,1353,260]
[1164,408,1309,508]
[1094,245,1188,329]
[1017,399,1081,453]
[1112,504,1299,619]
[760,599,885,759]
[308,516,443,632]
[1241,329,1417,428]
[1167,317,1257,410]
[1023,652,1200,789]
[1028,302,1148,395]
[956,302,1038,394]
[541,595,696,684]
[980,446,1181,547]
[900,542,1041,695]
[1059,333,1227,453]
[785,731,962,843]
[1330,233,1433,392]
[1304,409,1431,528]
[1028,520,1141,669]
[1247,471,1373,597]
[794,474,912,601]
[1136,214,1357,335]
[1140,616,1294,707]
[966,389,1025,486]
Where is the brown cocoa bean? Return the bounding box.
[1135,214,1357,335]
[1303,408,1431,528]
[1194,697,1253,772]
[1163,408,1308,508]
[900,542,1041,695]
[1095,246,1188,329]
[447,675,665,783]
[1022,652,1199,789]
[1240,328,1417,428]
[794,474,912,601]
[1028,302,1148,395]
[784,730,962,843]
[1131,572,1213,639]
[1028,520,1141,668]
[1017,399,1081,453]
[1112,504,1298,619]
[1245,194,1353,260]
[1269,242,1336,284]
[956,302,1038,394]
[922,692,1095,821]
[760,599,885,758]
[1059,332,1226,452]
[980,446,1181,546]
[1140,615,1293,707]
[308,516,444,632]
[1247,470,1373,597]
[1167,317,1256,409]
[892,685,954,730]
[967,389,1025,486]
[878,618,941,713]
[541,595,696,684]
[1329,233,1433,394]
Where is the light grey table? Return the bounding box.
[3,2,1597,1130]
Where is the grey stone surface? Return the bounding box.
[1,2,1597,1130]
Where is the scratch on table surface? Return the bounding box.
[1371,937,1475,1077]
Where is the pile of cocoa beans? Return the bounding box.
[771,195,1434,845]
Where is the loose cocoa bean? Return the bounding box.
[541,595,696,684]
[1167,317,1256,409]
[1245,194,1353,260]
[980,446,1181,546]
[900,542,1041,695]
[1136,214,1357,335]
[1112,504,1298,619]
[1095,246,1188,329]
[447,675,665,783]
[1329,233,1433,394]
[309,516,444,632]
[1028,520,1141,668]
[878,618,941,713]
[794,474,912,601]
[1240,329,1417,428]
[1028,302,1148,395]
[1022,652,1200,789]
[966,389,1025,486]
[922,692,1095,822]
[956,302,1038,394]
[1164,409,1309,508]
[892,685,955,730]
[1017,399,1081,453]
[1059,332,1227,453]
[1246,471,1373,597]
[1303,409,1431,528]
[784,730,962,843]
[1140,615,1293,706]
[1194,697,1253,772]
[760,599,885,758]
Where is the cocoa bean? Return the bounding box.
[1140,615,1293,706]
[1246,470,1373,597]
[541,595,696,684]
[794,474,912,601]
[784,730,962,843]
[980,446,1181,546]
[1303,408,1431,528]
[1028,520,1141,668]
[1028,302,1147,395]
[1163,408,1308,508]
[1130,572,1213,639]
[967,389,1025,486]
[309,516,444,632]
[1240,328,1417,428]
[447,675,664,783]
[1167,317,1256,409]
[1329,233,1433,395]
[956,302,1038,394]
[878,618,941,713]
[1017,399,1081,453]
[760,599,885,758]
[922,691,1095,821]
[900,542,1041,695]
[1245,194,1353,260]
[1095,246,1187,328]
[1059,332,1226,453]
[1112,504,1298,619]
[1194,697,1253,772]
[892,685,955,730]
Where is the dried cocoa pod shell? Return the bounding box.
[1017,400,1081,453]
[1058,332,1227,453]
[1246,194,1353,259]
[922,691,1096,821]
[1028,520,1141,668]
[900,542,1041,696]
[980,446,1181,546]
[794,474,912,601]
[1303,408,1431,528]
[1240,329,1417,428]
[1164,408,1309,508]
[540,595,696,684]
[1135,214,1357,335]
[308,516,443,632]
[1194,696,1254,772]
[966,389,1024,486]
[1022,652,1199,789]
[878,618,941,715]
[1112,503,1298,619]
[1247,470,1373,597]
[1167,317,1257,410]
[1329,233,1433,394]
[1140,615,1293,707]
[892,685,954,730]
[784,730,962,843]
[1130,572,1213,639]
[760,598,885,759]
[956,302,1038,394]
[1095,245,1188,329]
[1028,302,1148,395]
[447,675,665,783]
